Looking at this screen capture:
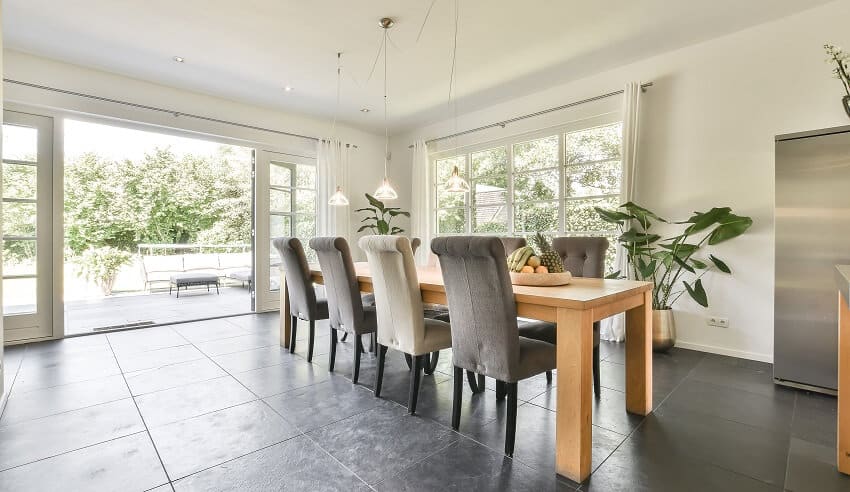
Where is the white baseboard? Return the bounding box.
[674,340,773,364]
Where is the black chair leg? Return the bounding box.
[477,374,485,391]
[505,382,518,457]
[375,345,387,397]
[307,320,316,363]
[340,332,348,342]
[353,335,363,384]
[546,370,553,385]
[452,366,463,429]
[423,351,439,375]
[289,316,298,354]
[369,333,376,354]
[359,335,366,354]
[593,345,601,397]
[495,380,507,401]
[467,371,484,393]
[328,328,338,372]
[408,355,423,414]
[404,353,413,370]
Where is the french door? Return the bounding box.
[2,111,54,342]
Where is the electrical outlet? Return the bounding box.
[706,316,729,328]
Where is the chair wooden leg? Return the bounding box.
[496,380,507,401]
[408,355,423,414]
[353,335,362,384]
[423,351,439,375]
[593,345,601,397]
[546,370,553,385]
[328,328,338,372]
[452,366,463,430]
[375,345,387,397]
[505,382,518,457]
[289,316,298,354]
[307,320,315,363]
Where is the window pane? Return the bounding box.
[436,156,465,184]
[2,163,37,200]
[3,240,36,275]
[513,135,559,172]
[514,201,558,234]
[565,160,621,197]
[565,123,622,164]
[270,189,291,213]
[471,147,507,177]
[3,202,37,236]
[270,214,292,237]
[2,125,38,162]
[296,189,317,215]
[270,163,292,187]
[472,174,507,206]
[437,189,465,209]
[3,277,36,315]
[513,169,559,202]
[437,208,466,234]
[564,196,620,233]
[473,205,508,233]
[296,165,316,188]
[295,215,316,239]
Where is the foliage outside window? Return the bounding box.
[433,122,623,272]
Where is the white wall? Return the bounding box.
[0,2,6,402]
[2,50,388,259]
[392,0,850,362]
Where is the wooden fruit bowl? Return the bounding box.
[509,271,572,286]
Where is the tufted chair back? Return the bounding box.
[551,237,609,278]
[498,237,527,257]
[273,237,317,320]
[309,237,366,334]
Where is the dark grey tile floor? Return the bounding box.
[1,313,848,491]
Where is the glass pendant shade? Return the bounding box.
[328,186,349,206]
[444,166,470,193]
[374,177,398,200]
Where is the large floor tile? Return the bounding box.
[792,391,837,448]
[231,359,330,397]
[599,360,626,392]
[0,398,144,471]
[0,432,168,492]
[195,332,278,357]
[375,437,569,491]
[149,400,299,479]
[114,344,206,373]
[12,351,122,393]
[24,335,111,358]
[528,387,644,436]
[1,374,130,425]
[124,358,227,396]
[212,345,300,374]
[263,376,395,432]
[171,318,251,343]
[784,437,850,492]
[688,354,778,398]
[224,313,281,333]
[173,435,366,491]
[134,376,255,427]
[108,327,189,355]
[308,404,458,485]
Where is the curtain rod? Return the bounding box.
[408,82,653,148]
[2,78,358,148]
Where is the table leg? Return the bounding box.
[280,273,291,349]
[625,290,652,415]
[555,307,593,482]
[838,292,850,474]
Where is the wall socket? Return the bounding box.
[707,316,729,328]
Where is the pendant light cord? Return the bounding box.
[332,52,341,136]
[450,0,460,154]
[384,28,389,178]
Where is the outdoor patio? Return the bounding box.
[64,285,253,336]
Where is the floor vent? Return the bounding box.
[91,320,156,332]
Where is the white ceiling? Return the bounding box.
[3,0,831,134]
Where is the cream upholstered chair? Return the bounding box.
[359,235,452,414]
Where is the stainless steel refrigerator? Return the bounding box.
[775,125,850,393]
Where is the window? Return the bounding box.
[433,121,622,272]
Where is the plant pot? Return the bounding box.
[844,96,850,119]
[652,309,676,352]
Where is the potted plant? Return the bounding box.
[595,202,753,351]
[356,193,410,235]
[824,44,850,119]
[76,246,132,296]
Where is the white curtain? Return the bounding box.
[317,138,350,239]
[410,140,432,265]
[600,81,642,342]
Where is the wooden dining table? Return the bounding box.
[279,262,654,482]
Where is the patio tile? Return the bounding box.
[149,400,299,479]
[134,376,255,427]
[124,358,227,396]
[114,344,206,373]
[1,374,130,425]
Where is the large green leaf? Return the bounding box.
[659,243,700,256]
[595,207,633,226]
[605,270,623,279]
[387,210,411,217]
[682,207,731,234]
[683,279,708,307]
[357,225,376,233]
[709,254,731,273]
[621,202,667,228]
[355,207,377,214]
[690,258,708,269]
[619,228,661,244]
[638,259,658,279]
[365,193,386,213]
[707,214,753,245]
[376,219,389,234]
[672,254,695,274]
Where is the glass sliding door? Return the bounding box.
[2,111,54,342]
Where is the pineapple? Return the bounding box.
[532,233,564,273]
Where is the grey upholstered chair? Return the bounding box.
[273,237,327,362]
[498,237,526,256]
[309,237,378,384]
[431,236,556,456]
[359,235,452,414]
[518,236,609,395]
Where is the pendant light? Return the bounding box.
[443,0,470,194]
[373,17,398,201]
[328,52,350,206]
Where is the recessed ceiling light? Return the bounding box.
[173,56,185,63]
[284,86,294,92]
[360,108,370,113]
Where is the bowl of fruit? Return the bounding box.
[506,233,572,286]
